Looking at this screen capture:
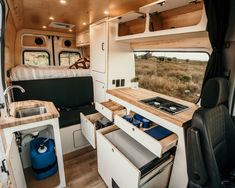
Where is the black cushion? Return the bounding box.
[201,78,229,108]
[13,77,94,108]
[59,105,97,128]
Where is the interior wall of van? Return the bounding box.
[5,12,16,84]
[15,30,80,66]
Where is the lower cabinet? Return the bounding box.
[60,124,89,154]
[97,125,173,188]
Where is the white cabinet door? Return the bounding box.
[90,21,107,73]
[94,80,106,103]
[1,135,26,188]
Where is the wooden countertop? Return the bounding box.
[107,88,199,127]
[0,100,59,129]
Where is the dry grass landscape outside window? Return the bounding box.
[134,52,209,103]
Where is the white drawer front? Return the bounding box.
[114,115,178,158]
[80,113,98,149]
[96,102,113,121]
[95,100,126,121]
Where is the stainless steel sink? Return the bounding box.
[15,105,47,118]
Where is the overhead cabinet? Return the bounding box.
[115,0,207,42]
[76,30,90,47]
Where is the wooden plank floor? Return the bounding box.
[25,146,107,188]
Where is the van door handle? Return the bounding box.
[101,43,104,51]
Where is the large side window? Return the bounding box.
[23,50,50,66]
[59,51,81,66]
[134,51,209,103]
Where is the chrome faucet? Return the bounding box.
[3,85,25,117]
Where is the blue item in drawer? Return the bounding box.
[142,119,150,128]
[134,114,151,128]
[133,114,144,122]
[123,115,132,122]
[132,119,141,128]
[144,126,173,140]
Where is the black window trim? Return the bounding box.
[1,0,6,89]
[58,51,81,66]
[134,50,210,104]
[22,50,51,66]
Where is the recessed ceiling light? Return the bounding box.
[157,0,166,6]
[60,0,67,4]
[82,22,87,25]
[104,10,109,15]
[69,29,73,32]
[42,26,47,29]
[49,16,54,20]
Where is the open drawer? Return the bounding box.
[80,112,104,149]
[97,125,173,188]
[95,100,126,121]
[114,114,178,158]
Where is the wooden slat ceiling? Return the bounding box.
[8,0,157,33]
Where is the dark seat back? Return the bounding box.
[12,76,94,108]
[187,78,235,188]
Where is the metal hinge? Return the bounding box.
[1,159,9,175]
[0,103,4,109]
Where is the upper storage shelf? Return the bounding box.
[111,0,207,42]
[76,30,90,47]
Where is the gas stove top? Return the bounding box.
[140,97,189,115]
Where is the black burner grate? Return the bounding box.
[140,97,189,115]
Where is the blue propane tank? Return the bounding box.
[30,137,58,180]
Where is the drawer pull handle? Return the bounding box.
[102,107,104,110]
[132,128,135,132]
[112,148,114,152]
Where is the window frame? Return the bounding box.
[22,50,51,66]
[134,50,210,104]
[58,51,81,66]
